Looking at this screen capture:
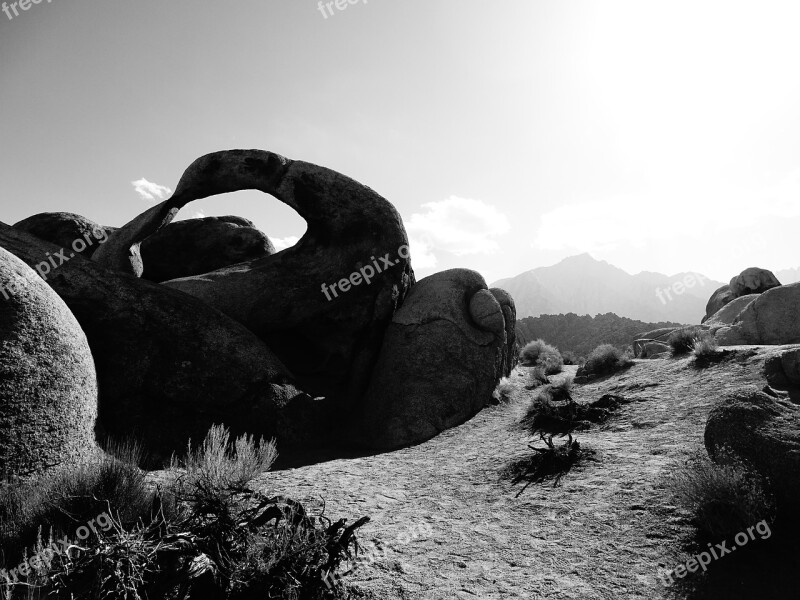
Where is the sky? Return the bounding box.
[1,0,799,285]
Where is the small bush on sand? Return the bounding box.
[519,340,563,375]
[505,433,593,496]
[668,327,703,356]
[577,344,634,378]
[492,377,514,403]
[668,448,775,540]
[693,333,720,362]
[1,426,366,600]
[527,366,549,389]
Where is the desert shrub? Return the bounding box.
[668,448,775,540]
[0,439,157,568]
[577,344,634,377]
[504,433,593,496]
[560,350,579,365]
[519,339,563,375]
[668,327,703,356]
[693,333,720,363]
[1,426,365,600]
[492,377,514,403]
[527,366,549,388]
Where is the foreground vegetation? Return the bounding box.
[0,426,366,600]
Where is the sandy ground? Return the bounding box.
[255,345,795,600]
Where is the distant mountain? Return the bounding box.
[516,312,684,357]
[492,254,724,324]
[776,267,800,285]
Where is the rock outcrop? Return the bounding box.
[0,223,324,465]
[703,293,759,326]
[357,269,513,450]
[705,387,800,526]
[715,283,800,346]
[94,150,414,405]
[140,216,276,283]
[14,212,113,258]
[702,285,735,323]
[633,339,671,359]
[0,246,97,478]
[729,267,781,297]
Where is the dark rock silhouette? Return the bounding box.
[140,216,276,283]
[357,269,512,450]
[95,149,415,405]
[0,223,323,465]
[0,246,97,478]
[13,212,114,258]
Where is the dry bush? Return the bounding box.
[693,334,720,364]
[504,433,594,496]
[492,377,514,403]
[519,339,563,375]
[668,327,703,356]
[577,344,634,378]
[668,448,775,540]
[1,426,365,600]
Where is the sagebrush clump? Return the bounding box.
[668,328,703,356]
[577,344,633,378]
[519,339,563,375]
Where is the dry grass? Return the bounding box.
[667,448,775,540]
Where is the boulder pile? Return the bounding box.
[0,150,516,477]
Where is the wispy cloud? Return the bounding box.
[131,178,172,203]
[405,196,510,268]
[272,236,300,251]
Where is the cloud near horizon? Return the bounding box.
[131,178,172,203]
[405,196,511,269]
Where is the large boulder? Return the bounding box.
[13,212,114,258]
[93,150,414,406]
[702,284,735,323]
[0,246,97,478]
[140,216,276,283]
[490,287,517,377]
[0,223,325,465]
[633,339,671,359]
[730,267,781,297]
[715,282,800,346]
[356,270,513,450]
[763,347,800,388]
[703,293,759,327]
[705,387,800,527]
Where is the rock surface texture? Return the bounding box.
[705,387,800,526]
[357,269,514,450]
[139,215,276,283]
[0,246,97,478]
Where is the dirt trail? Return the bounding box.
[257,346,792,600]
